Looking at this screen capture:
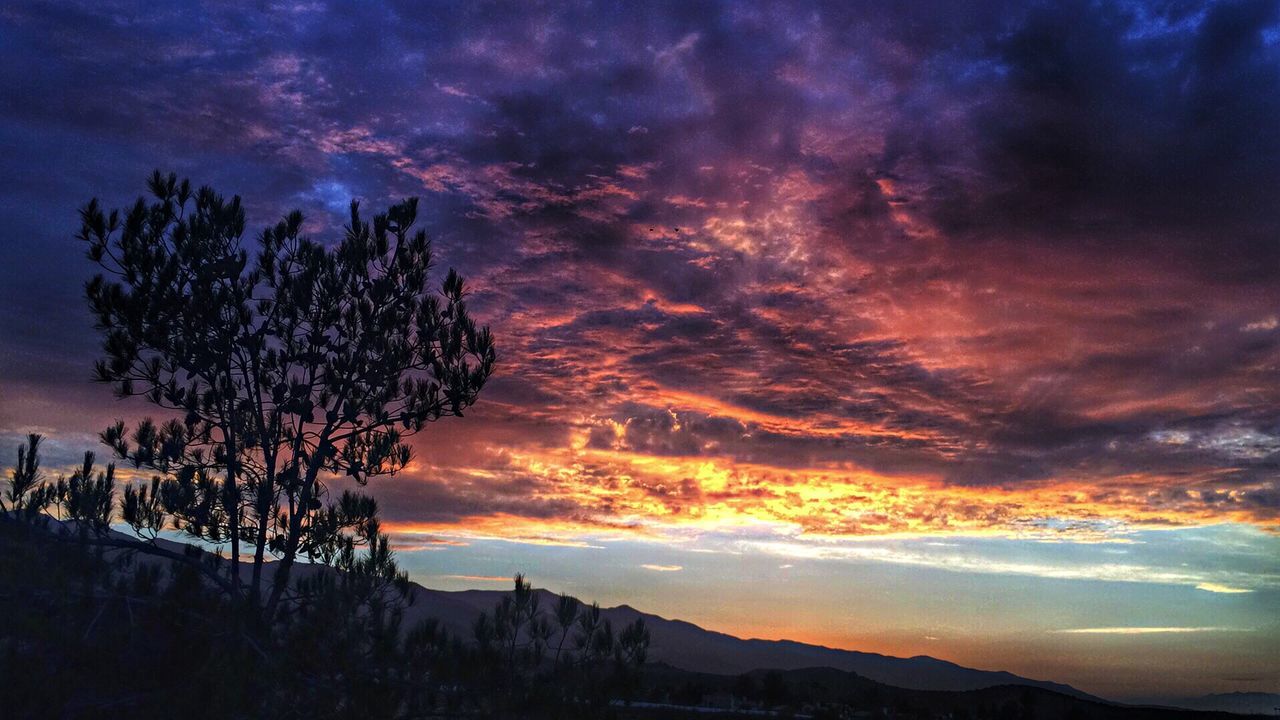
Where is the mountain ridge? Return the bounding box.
[401,585,1099,701]
[1133,693,1280,716]
[8,520,1263,715]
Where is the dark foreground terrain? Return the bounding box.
[0,518,1265,720]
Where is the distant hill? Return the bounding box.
[629,664,1269,720]
[1147,693,1280,716]
[400,586,1097,699]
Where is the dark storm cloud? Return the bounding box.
[918,0,1280,266]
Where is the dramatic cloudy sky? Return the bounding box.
[1,0,1278,700]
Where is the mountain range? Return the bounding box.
[29,523,1271,716]
[399,585,1097,699]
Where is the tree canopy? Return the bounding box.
[76,171,495,617]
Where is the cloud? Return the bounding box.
[640,564,683,572]
[1050,627,1249,635]
[1194,583,1253,594]
[436,575,514,584]
[748,541,1262,591]
[2,0,1280,557]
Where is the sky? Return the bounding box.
[1,0,1279,701]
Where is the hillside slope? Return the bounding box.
[401,586,1096,699]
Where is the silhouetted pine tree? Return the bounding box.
[0,172,661,718]
[73,170,495,622]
